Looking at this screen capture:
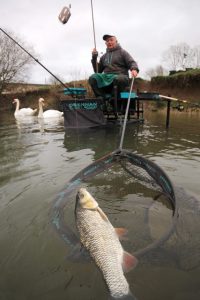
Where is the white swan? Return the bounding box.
[38,98,63,118]
[13,98,37,118]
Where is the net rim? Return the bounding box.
[51,149,178,258]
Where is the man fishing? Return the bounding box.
[89,34,139,99]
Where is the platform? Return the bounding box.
[60,88,185,129]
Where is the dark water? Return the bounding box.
[0,109,200,300]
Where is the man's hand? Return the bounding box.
[131,69,138,78]
[92,48,98,57]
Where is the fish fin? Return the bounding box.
[96,207,109,222]
[115,228,128,240]
[122,251,138,273]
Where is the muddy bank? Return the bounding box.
[0,77,199,113]
[134,79,200,104]
[148,69,200,103]
[0,87,61,113]
[148,83,200,103]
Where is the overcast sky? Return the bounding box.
[1,0,199,84]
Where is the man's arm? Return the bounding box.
[91,49,98,73]
[122,49,139,74]
[91,49,104,73]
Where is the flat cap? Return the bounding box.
[103,34,115,41]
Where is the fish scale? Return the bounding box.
[76,202,130,298]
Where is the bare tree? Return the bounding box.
[68,67,82,87]
[145,65,167,79]
[0,29,36,94]
[47,74,66,86]
[162,42,193,71]
[191,45,200,68]
[145,68,156,79]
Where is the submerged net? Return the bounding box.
[51,149,178,259]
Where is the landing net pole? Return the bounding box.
[119,77,134,150]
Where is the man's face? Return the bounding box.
[105,36,117,49]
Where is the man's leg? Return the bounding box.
[113,75,129,96]
[112,75,129,112]
[88,75,106,98]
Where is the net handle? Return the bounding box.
[119,77,134,150]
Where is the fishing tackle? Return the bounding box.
[58,5,71,24]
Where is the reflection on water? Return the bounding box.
[0,110,200,300]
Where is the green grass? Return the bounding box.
[151,68,200,88]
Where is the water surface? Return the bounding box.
[0,109,200,300]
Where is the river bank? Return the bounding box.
[0,70,200,113]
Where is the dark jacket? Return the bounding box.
[91,44,139,75]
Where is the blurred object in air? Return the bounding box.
[58,5,71,24]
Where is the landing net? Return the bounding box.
[52,149,178,259]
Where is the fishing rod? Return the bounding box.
[0,27,70,90]
[90,0,97,50]
[90,0,98,73]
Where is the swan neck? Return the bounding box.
[38,102,44,118]
[15,100,20,112]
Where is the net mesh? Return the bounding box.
[52,150,178,259]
